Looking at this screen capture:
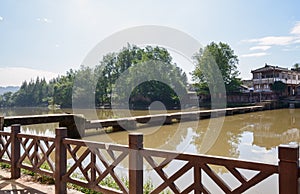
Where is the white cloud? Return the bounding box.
[36,18,52,23]
[243,21,300,49]
[0,16,3,21]
[0,67,58,86]
[249,46,271,51]
[247,36,296,46]
[294,38,300,43]
[291,21,300,35]
[241,52,268,58]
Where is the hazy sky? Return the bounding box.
[1,0,300,86]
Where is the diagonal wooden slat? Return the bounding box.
[66,147,91,181]
[232,171,274,193]
[0,135,11,160]
[226,167,247,184]
[19,137,36,166]
[181,182,211,194]
[143,155,180,194]
[35,140,55,172]
[149,157,193,194]
[93,147,129,193]
[201,163,232,193]
[107,149,116,161]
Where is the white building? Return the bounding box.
[251,64,300,95]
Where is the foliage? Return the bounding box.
[270,81,286,95]
[113,58,187,109]
[192,42,241,94]
[96,44,187,109]
[70,175,154,194]
[0,162,11,169]
[293,63,300,71]
[0,45,187,109]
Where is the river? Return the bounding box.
[1,107,299,193]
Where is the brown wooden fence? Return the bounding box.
[0,124,299,194]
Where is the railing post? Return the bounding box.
[278,144,299,194]
[11,124,21,179]
[0,116,4,131]
[55,127,67,194]
[129,133,143,194]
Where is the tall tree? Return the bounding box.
[53,69,76,108]
[72,65,96,108]
[192,42,241,94]
[293,63,300,71]
[271,81,286,96]
[96,45,187,109]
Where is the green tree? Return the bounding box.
[1,92,13,106]
[53,69,76,108]
[271,81,286,96]
[72,66,96,108]
[108,46,187,108]
[293,63,300,71]
[113,59,187,109]
[0,45,188,109]
[192,42,241,94]
[95,44,186,109]
[95,53,118,106]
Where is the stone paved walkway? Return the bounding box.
[0,168,81,194]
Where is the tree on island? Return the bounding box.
[113,59,187,110]
[192,42,241,95]
[94,45,187,109]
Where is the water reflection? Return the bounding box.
[1,107,300,163]
[0,107,63,116]
[85,108,300,164]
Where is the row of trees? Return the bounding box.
[0,45,189,109]
[0,78,51,107]
[0,42,242,109]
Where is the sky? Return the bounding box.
[1,0,300,86]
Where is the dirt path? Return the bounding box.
[0,167,81,194]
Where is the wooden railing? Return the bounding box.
[0,125,299,194]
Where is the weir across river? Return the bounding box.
[0,105,264,138]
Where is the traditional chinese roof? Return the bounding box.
[251,64,288,73]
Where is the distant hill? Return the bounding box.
[0,86,19,95]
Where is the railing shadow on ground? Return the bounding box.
[0,176,47,194]
[0,124,299,194]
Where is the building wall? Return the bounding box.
[252,67,300,96]
[227,92,277,103]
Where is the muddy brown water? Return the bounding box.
[1,107,299,193]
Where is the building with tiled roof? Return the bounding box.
[251,64,300,96]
